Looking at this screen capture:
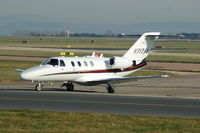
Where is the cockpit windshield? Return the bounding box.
[41,58,50,65]
[41,58,59,66]
[46,59,58,66]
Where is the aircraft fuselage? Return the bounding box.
[20,56,146,83]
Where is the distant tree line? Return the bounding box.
[13,31,123,38]
[13,31,200,39]
[179,33,200,39]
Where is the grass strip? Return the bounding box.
[0,36,200,49]
[155,50,200,54]
[147,55,200,63]
[0,110,199,133]
[0,49,119,58]
[1,48,200,64]
[0,60,39,82]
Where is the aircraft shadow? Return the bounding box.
[0,88,97,93]
[0,88,33,91]
[44,88,97,93]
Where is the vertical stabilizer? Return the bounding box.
[123,32,160,64]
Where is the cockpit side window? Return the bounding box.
[46,59,58,66]
[60,60,65,67]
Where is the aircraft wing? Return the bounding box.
[75,75,169,85]
[105,75,168,84]
[108,75,168,81]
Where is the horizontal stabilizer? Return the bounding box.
[15,69,24,72]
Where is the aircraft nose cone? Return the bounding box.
[20,66,42,81]
[20,71,33,80]
[20,71,31,80]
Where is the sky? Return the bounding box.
[0,0,200,35]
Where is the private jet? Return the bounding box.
[17,32,169,93]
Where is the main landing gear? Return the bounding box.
[34,82,115,93]
[106,82,115,93]
[61,82,74,91]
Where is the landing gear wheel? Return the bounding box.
[35,83,43,91]
[106,82,115,93]
[66,82,74,91]
[107,86,115,93]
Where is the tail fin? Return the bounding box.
[123,32,160,64]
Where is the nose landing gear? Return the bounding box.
[35,82,44,91]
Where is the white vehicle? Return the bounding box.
[17,32,168,93]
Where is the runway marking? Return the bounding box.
[0,97,200,108]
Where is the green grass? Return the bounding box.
[147,55,200,63]
[1,36,200,49]
[0,36,133,49]
[0,60,39,82]
[154,41,200,49]
[0,110,199,133]
[0,49,59,58]
[0,49,119,58]
[156,50,200,54]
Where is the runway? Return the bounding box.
[0,89,200,118]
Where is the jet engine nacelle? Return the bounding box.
[109,56,134,69]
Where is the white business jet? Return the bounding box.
[17,32,168,93]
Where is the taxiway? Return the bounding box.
[0,74,200,118]
[0,90,199,118]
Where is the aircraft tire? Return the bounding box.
[66,83,74,91]
[107,86,115,93]
[35,84,42,91]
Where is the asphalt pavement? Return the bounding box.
[0,89,200,118]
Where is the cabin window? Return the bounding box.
[46,59,58,66]
[71,61,75,67]
[78,61,81,67]
[60,60,65,67]
[84,61,88,66]
[90,61,94,66]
